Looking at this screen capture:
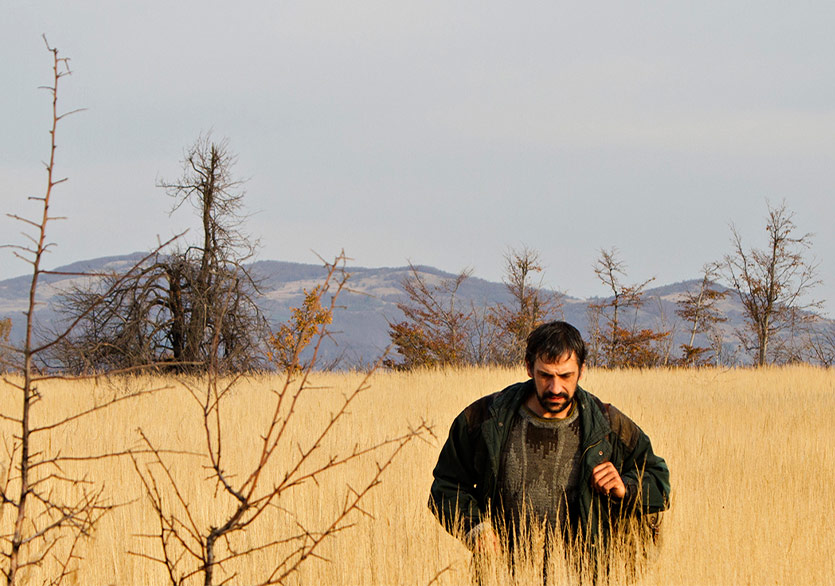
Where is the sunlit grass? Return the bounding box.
[1,366,833,584]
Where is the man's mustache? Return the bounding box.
[543,391,569,401]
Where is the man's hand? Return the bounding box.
[591,461,626,499]
[470,525,502,556]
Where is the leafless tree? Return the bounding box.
[585,303,604,367]
[130,254,432,585]
[808,322,835,366]
[675,263,729,365]
[0,319,11,374]
[593,248,650,356]
[705,327,726,366]
[467,303,501,366]
[158,135,264,369]
[489,246,563,365]
[723,200,821,366]
[651,296,677,366]
[0,38,172,586]
[54,135,268,373]
[590,248,668,367]
[386,264,475,369]
[768,306,821,364]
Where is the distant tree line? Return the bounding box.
[385,200,833,369]
[384,247,563,369]
[2,120,830,373]
[8,169,830,373]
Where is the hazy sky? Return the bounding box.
[3,1,834,312]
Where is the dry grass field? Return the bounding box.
[2,366,834,585]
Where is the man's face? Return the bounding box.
[525,352,585,419]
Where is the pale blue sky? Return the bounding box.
[3,1,833,312]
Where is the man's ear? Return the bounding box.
[526,361,533,379]
[579,363,586,381]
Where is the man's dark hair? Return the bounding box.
[525,321,586,369]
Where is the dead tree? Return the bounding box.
[651,296,677,366]
[0,39,171,586]
[808,322,835,366]
[386,264,474,369]
[585,303,604,367]
[769,306,819,364]
[723,200,821,365]
[675,263,728,365]
[489,246,563,365]
[590,248,668,367]
[54,136,267,373]
[158,135,265,370]
[130,254,432,585]
[467,303,501,366]
[0,320,11,373]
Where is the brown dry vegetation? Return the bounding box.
[1,366,833,585]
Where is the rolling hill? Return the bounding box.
[0,253,824,367]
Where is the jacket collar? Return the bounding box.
[490,379,531,422]
[575,386,611,444]
[495,381,612,444]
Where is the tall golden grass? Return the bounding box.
[2,366,833,585]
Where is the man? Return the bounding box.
[429,321,670,560]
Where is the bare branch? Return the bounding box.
[126,253,433,585]
[722,200,822,365]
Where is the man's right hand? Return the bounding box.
[472,527,502,555]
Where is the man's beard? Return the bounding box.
[537,391,573,415]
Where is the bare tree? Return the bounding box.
[590,248,668,367]
[467,303,501,366]
[675,263,728,366]
[705,327,728,366]
[0,39,171,586]
[723,200,821,366]
[769,306,820,364]
[131,254,432,585]
[0,319,11,373]
[159,135,264,369]
[651,296,677,366]
[490,246,563,365]
[54,135,267,373]
[808,322,835,366]
[585,303,604,367]
[386,264,474,369]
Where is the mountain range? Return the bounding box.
[0,252,813,366]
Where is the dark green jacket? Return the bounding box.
[429,380,670,544]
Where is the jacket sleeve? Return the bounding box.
[428,409,487,537]
[608,405,671,514]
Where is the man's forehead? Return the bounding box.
[534,351,579,371]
